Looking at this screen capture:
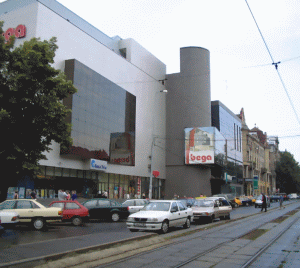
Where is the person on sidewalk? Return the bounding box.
[279,195,284,209]
[58,189,68,201]
[261,193,267,212]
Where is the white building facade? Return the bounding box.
[1,0,167,199]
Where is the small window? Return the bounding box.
[0,201,16,209]
[84,200,97,208]
[65,203,80,209]
[50,203,65,209]
[136,200,146,206]
[98,200,110,207]
[16,200,32,209]
[123,200,134,206]
[31,202,41,209]
[177,202,186,211]
[171,202,179,212]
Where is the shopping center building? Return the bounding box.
[0,0,167,199]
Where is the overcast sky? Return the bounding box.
[2,0,300,163]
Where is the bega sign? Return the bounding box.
[188,151,214,164]
[2,24,26,42]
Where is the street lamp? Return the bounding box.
[149,89,167,200]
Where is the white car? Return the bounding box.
[122,199,149,214]
[0,199,62,230]
[0,211,20,228]
[126,200,193,234]
[192,198,231,223]
[255,195,271,208]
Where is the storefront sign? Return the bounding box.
[2,24,26,42]
[188,151,214,164]
[90,159,107,171]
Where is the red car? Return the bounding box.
[49,200,89,226]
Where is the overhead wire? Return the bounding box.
[245,0,300,127]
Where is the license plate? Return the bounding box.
[134,223,146,227]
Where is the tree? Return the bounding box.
[0,21,77,201]
[275,151,300,194]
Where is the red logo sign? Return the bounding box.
[190,154,213,163]
[2,25,26,42]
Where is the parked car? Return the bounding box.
[212,194,238,208]
[255,195,271,208]
[49,200,89,226]
[0,199,62,230]
[287,193,298,200]
[239,196,253,206]
[122,199,149,214]
[204,197,232,219]
[0,218,4,234]
[235,197,242,206]
[126,200,193,234]
[0,211,20,228]
[82,198,130,222]
[191,198,231,223]
[270,193,288,202]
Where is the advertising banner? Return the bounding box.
[185,127,215,165]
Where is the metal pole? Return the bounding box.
[149,137,155,200]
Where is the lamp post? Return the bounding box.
[148,88,167,200]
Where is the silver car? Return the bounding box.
[122,199,149,214]
[192,197,232,223]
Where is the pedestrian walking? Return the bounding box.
[261,193,267,212]
[30,190,37,199]
[279,195,284,209]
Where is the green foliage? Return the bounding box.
[0,21,77,178]
[275,151,300,193]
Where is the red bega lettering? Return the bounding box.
[190,153,212,163]
[2,24,26,42]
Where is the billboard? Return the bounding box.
[109,132,135,166]
[185,127,215,164]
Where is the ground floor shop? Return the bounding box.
[7,166,165,200]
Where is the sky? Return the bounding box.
[2,0,300,163]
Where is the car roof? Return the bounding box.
[205,197,226,200]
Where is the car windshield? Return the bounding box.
[141,202,170,211]
[192,200,214,207]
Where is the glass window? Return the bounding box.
[98,200,111,207]
[83,200,97,208]
[123,200,134,206]
[0,201,16,210]
[50,203,65,209]
[136,200,147,206]
[16,200,33,209]
[177,202,186,211]
[171,202,179,212]
[65,203,80,209]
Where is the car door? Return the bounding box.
[169,202,181,227]
[65,202,82,219]
[177,201,189,225]
[213,200,221,218]
[98,200,112,219]
[219,199,231,217]
[14,200,36,222]
[83,200,98,219]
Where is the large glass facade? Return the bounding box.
[62,59,136,165]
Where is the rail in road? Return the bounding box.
[0,201,298,268]
[90,202,300,268]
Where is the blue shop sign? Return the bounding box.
[90,159,107,171]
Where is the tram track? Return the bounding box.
[95,204,300,268]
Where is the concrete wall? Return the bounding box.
[165,47,212,198]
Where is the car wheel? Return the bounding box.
[129,229,139,232]
[160,220,169,234]
[72,216,83,226]
[226,214,231,220]
[208,215,214,223]
[32,218,45,230]
[111,213,120,222]
[255,204,257,208]
[183,217,191,229]
[220,216,225,220]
